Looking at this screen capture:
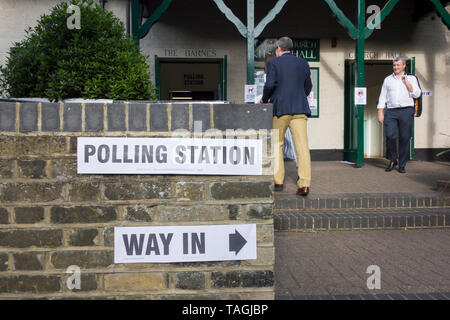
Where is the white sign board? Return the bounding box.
[245,84,257,103]
[307,92,317,107]
[308,67,319,117]
[422,91,432,96]
[114,224,257,263]
[77,137,262,175]
[354,87,367,105]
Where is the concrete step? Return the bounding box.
[276,291,450,300]
[274,192,450,212]
[274,208,450,231]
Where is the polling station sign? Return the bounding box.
[114,224,257,263]
[77,137,262,175]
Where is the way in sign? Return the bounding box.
[122,232,205,256]
[114,224,257,264]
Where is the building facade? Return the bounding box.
[1,0,449,161]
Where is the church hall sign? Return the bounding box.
[255,38,320,62]
[114,224,257,263]
[77,137,262,175]
[292,39,320,62]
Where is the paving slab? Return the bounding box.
[279,159,450,196]
[275,229,450,299]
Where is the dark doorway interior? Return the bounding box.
[156,57,227,101]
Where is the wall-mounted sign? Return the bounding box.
[162,48,217,58]
[355,87,367,105]
[347,51,403,60]
[245,84,257,103]
[114,224,257,263]
[309,67,319,117]
[292,39,320,62]
[184,73,204,85]
[255,38,320,62]
[254,67,320,117]
[77,137,262,175]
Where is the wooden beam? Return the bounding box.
[136,0,173,39]
[355,0,365,167]
[132,0,173,45]
[429,0,450,28]
[131,0,141,44]
[213,0,289,85]
[247,0,255,85]
[212,0,247,38]
[322,0,359,39]
[254,0,289,38]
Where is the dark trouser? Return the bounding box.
[384,107,414,168]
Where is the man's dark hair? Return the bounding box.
[393,56,407,65]
[276,37,293,52]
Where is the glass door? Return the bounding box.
[406,57,416,160]
[344,60,358,163]
[218,55,227,100]
[154,55,161,100]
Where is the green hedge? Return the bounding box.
[0,0,156,101]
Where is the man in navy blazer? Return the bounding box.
[259,37,313,196]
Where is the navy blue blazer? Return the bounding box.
[262,52,313,117]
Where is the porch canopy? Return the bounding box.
[130,0,449,167]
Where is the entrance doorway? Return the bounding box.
[364,61,392,158]
[154,57,227,101]
[344,58,416,163]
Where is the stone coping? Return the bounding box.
[0,101,273,133]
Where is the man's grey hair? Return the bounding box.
[393,56,407,64]
[276,37,293,52]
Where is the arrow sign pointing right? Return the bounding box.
[229,229,247,255]
[114,224,256,263]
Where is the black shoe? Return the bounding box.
[296,187,310,197]
[385,160,398,172]
[398,167,406,173]
[274,184,284,191]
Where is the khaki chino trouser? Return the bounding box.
[273,114,311,188]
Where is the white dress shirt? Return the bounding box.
[377,73,422,109]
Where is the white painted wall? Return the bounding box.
[141,0,247,105]
[1,0,448,151]
[0,0,62,66]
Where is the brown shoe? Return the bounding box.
[274,184,284,191]
[296,187,310,196]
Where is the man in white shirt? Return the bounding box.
[377,56,421,173]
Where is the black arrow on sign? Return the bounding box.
[229,229,247,255]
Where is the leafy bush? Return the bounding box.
[0,0,156,101]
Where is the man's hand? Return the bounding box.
[378,109,384,124]
[402,75,413,93]
[258,98,263,104]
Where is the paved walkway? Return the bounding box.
[279,159,450,195]
[275,229,450,300]
[274,160,450,300]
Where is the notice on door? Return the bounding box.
[355,87,367,105]
[114,224,257,263]
[245,84,257,103]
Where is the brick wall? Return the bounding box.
[0,101,275,299]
